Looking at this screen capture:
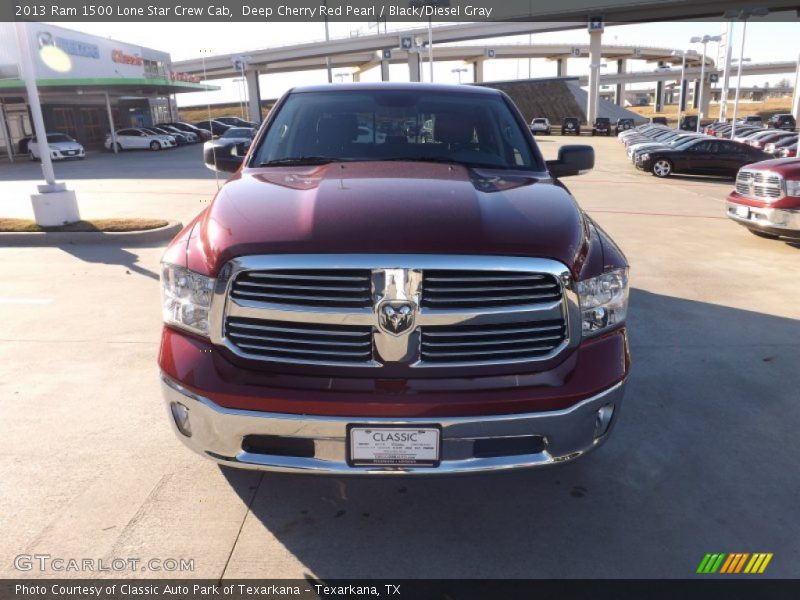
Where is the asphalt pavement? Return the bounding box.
[0,139,798,579]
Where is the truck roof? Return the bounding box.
[290,82,503,96]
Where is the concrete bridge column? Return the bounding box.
[693,79,701,109]
[615,59,626,106]
[473,59,485,83]
[586,30,602,124]
[408,51,421,83]
[556,58,567,77]
[244,69,262,123]
[679,79,688,112]
[655,80,664,112]
[380,59,390,82]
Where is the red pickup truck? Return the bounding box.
[726,157,800,240]
[159,83,630,474]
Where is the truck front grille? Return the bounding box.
[421,270,561,309]
[736,170,784,200]
[231,269,372,308]
[420,319,567,364]
[216,256,575,370]
[225,317,373,364]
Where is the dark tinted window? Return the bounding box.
[255,90,540,170]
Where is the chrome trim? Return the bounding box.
[209,255,580,369]
[161,374,626,475]
[726,201,800,232]
[735,169,786,202]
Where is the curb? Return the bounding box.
[0,221,183,247]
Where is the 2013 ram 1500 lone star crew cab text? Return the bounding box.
[158,83,630,474]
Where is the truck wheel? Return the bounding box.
[748,229,779,240]
[652,159,672,177]
[150,141,161,151]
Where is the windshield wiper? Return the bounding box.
[259,156,341,166]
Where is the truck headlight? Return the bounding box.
[785,179,800,196]
[161,264,215,336]
[576,268,629,337]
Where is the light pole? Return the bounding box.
[410,0,450,83]
[672,50,689,125]
[451,67,467,83]
[323,0,332,83]
[13,21,79,225]
[725,7,769,139]
[690,34,721,131]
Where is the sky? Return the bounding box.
[52,19,800,107]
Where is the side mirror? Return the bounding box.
[203,142,245,173]
[546,145,594,178]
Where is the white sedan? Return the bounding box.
[29,133,85,161]
[104,128,176,152]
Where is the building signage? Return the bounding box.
[37,31,99,59]
[112,49,143,66]
[171,71,201,83]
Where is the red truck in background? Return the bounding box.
[158,83,630,475]
[726,158,800,241]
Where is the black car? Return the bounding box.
[193,119,232,137]
[767,113,796,131]
[592,117,611,136]
[561,117,581,136]
[637,138,770,178]
[614,118,634,134]
[215,116,258,128]
[161,121,212,141]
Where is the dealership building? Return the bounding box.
[0,23,212,160]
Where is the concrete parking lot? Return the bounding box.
[0,139,798,579]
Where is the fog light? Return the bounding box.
[170,402,192,437]
[594,404,615,439]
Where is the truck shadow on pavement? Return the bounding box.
[57,243,160,280]
[219,288,800,578]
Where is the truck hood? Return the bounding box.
[188,161,590,277]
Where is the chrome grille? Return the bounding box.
[421,319,567,364]
[421,270,561,309]
[736,169,784,200]
[231,269,371,308]
[225,317,373,364]
[214,255,577,370]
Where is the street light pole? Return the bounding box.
[13,21,80,226]
[690,34,721,132]
[673,50,688,125]
[428,17,434,82]
[725,7,769,139]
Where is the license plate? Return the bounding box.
[347,425,440,467]
[735,205,750,218]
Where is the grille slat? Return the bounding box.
[422,270,561,309]
[225,317,373,364]
[420,319,567,364]
[231,269,371,308]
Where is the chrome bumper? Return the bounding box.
[161,375,626,475]
[726,201,800,234]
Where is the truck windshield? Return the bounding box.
[253,90,540,170]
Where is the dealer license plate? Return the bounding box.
[735,205,750,219]
[348,425,440,467]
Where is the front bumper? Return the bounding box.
[161,374,626,475]
[726,200,800,237]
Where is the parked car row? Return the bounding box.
[619,122,771,178]
[529,117,637,137]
